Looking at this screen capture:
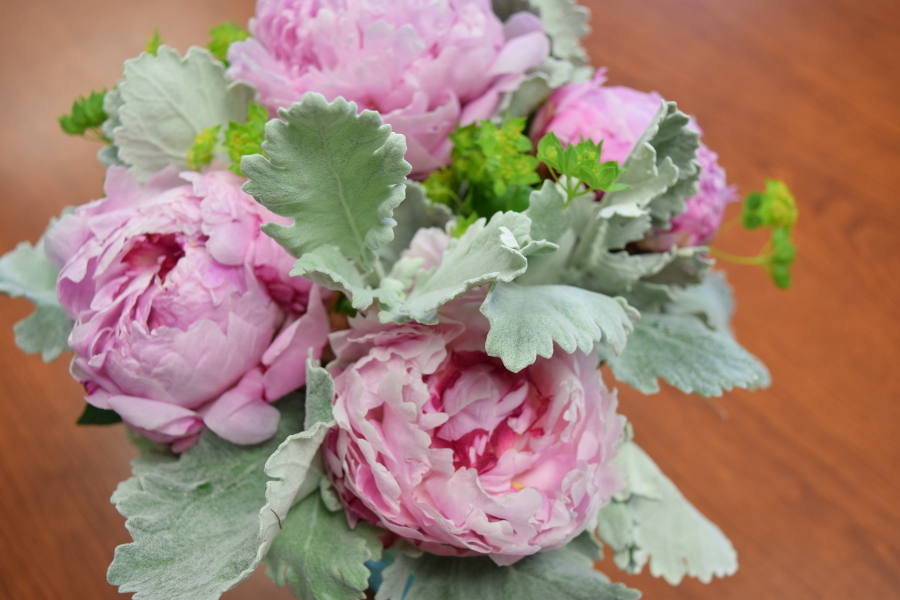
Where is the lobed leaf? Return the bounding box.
[600,313,770,397]
[243,93,410,271]
[597,441,738,585]
[0,236,72,361]
[598,100,699,229]
[376,541,639,600]
[265,494,382,600]
[290,245,397,311]
[108,396,305,600]
[257,360,338,581]
[481,282,637,372]
[113,46,255,182]
[378,183,452,269]
[383,212,534,324]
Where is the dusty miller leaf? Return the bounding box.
[383,212,535,324]
[621,282,677,313]
[261,361,377,600]
[643,246,713,287]
[0,237,72,361]
[378,182,452,269]
[304,353,335,429]
[481,282,637,372]
[257,355,335,564]
[290,246,398,311]
[376,541,639,600]
[667,271,733,331]
[597,441,738,585]
[265,494,382,600]
[242,93,410,271]
[494,0,591,62]
[112,46,255,182]
[576,249,675,296]
[599,101,699,229]
[523,181,569,244]
[600,313,770,396]
[107,396,304,600]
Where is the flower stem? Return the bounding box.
[708,246,769,266]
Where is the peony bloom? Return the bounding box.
[227,0,549,178]
[530,70,737,249]
[323,291,626,565]
[44,167,329,451]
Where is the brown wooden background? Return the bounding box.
[1,0,898,598]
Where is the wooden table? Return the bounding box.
[1,1,897,598]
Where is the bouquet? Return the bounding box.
[0,1,799,598]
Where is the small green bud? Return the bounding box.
[208,21,251,65]
[146,29,163,56]
[423,167,457,207]
[742,179,798,230]
[186,125,221,171]
[222,102,268,175]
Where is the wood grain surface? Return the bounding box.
[1,0,897,598]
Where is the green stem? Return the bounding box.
[716,215,743,235]
[708,247,770,266]
[373,258,387,282]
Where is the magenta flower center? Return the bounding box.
[122,233,186,282]
[426,351,549,484]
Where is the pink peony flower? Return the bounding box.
[227,0,549,178]
[44,167,330,451]
[323,292,626,565]
[530,70,737,249]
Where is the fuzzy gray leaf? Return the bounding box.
[257,367,337,576]
[600,101,699,229]
[523,181,569,244]
[113,46,254,181]
[598,441,738,585]
[384,212,533,324]
[266,494,382,600]
[481,282,637,372]
[107,396,304,600]
[378,182,451,269]
[242,93,410,271]
[601,313,770,396]
[0,237,72,361]
[291,246,397,311]
[376,543,639,600]
[643,246,713,287]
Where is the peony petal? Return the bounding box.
[201,368,281,445]
[261,285,330,401]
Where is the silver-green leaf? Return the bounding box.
[597,441,738,585]
[383,212,534,324]
[601,313,770,397]
[481,282,637,372]
[600,101,699,229]
[257,360,337,575]
[376,542,639,600]
[290,245,401,311]
[265,493,382,600]
[523,181,569,244]
[378,182,451,269]
[107,396,304,600]
[113,46,255,181]
[0,237,72,361]
[304,353,336,430]
[242,93,411,271]
[494,0,591,63]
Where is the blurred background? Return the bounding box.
[0,0,898,598]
